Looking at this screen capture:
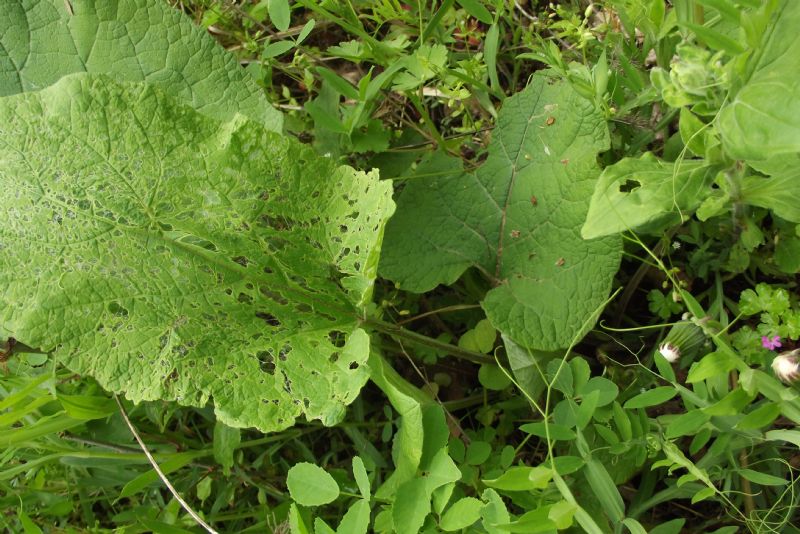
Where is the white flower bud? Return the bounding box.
[658,342,681,363]
[772,351,800,384]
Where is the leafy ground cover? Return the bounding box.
[2,0,800,532]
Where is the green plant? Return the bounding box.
[4,0,800,532]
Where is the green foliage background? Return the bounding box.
[3,0,800,533]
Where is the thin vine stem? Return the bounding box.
[114,395,218,534]
[363,317,493,365]
[396,304,482,325]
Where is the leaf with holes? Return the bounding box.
[582,154,718,239]
[379,72,621,350]
[0,0,282,131]
[0,74,394,432]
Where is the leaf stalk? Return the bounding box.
[363,318,493,365]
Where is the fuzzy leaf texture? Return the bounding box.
[0,74,394,432]
[718,0,799,167]
[380,73,621,350]
[1,0,282,131]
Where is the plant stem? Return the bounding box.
[397,303,482,325]
[363,318,493,365]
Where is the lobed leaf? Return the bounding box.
[0,0,282,131]
[380,73,621,350]
[0,74,394,432]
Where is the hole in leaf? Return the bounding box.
[619,179,641,193]
[349,362,359,370]
[282,371,293,393]
[256,312,281,326]
[232,256,250,267]
[108,302,128,317]
[238,292,254,304]
[180,235,218,252]
[256,351,276,374]
[328,331,346,348]
[260,287,289,305]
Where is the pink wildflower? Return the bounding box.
[762,335,782,351]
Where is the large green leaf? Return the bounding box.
[718,0,799,164]
[582,154,717,239]
[740,170,800,223]
[0,74,394,432]
[379,73,621,350]
[0,0,282,131]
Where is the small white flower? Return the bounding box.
[658,342,681,363]
[772,351,800,384]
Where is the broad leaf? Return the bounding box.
[0,0,282,131]
[582,154,717,239]
[287,463,340,506]
[740,171,800,223]
[718,0,799,164]
[0,74,394,432]
[439,497,482,531]
[380,73,621,350]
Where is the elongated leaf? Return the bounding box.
[456,0,493,24]
[0,74,394,432]
[369,352,429,499]
[268,0,291,32]
[624,387,677,409]
[582,154,716,239]
[120,453,197,498]
[352,456,371,500]
[213,421,241,473]
[0,0,282,131]
[504,334,553,403]
[738,469,788,486]
[663,410,709,439]
[484,466,548,491]
[718,0,800,163]
[380,73,621,350]
[583,460,624,522]
[766,429,800,448]
[735,402,781,430]
[337,499,370,534]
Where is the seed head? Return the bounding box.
[658,342,681,363]
[772,350,800,384]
